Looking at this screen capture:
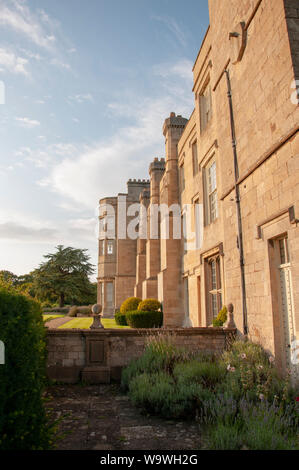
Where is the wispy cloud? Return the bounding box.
[50,57,71,70]
[154,58,193,81]
[15,142,79,168]
[0,208,97,245]
[0,47,29,75]
[68,93,94,104]
[15,117,40,128]
[0,221,57,242]
[152,15,187,47]
[0,0,56,50]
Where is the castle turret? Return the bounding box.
[159,112,188,327]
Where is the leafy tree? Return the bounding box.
[0,270,18,286]
[33,245,95,307]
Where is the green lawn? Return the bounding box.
[58,317,130,329]
[43,314,65,323]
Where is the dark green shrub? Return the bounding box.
[128,372,203,419]
[137,298,161,312]
[115,311,128,326]
[0,287,51,449]
[173,360,227,388]
[120,297,141,314]
[126,310,163,328]
[121,334,186,391]
[221,340,290,402]
[242,403,299,450]
[205,401,299,450]
[204,422,243,450]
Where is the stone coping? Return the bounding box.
[46,327,236,337]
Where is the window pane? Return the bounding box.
[208,162,216,192]
[211,260,217,290]
[279,239,286,264]
[209,191,218,222]
[211,294,218,318]
[106,282,113,306]
[107,241,113,254]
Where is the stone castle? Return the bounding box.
[98,0,299,380]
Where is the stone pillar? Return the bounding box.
[142,158,165,299]
[159,112,188,327]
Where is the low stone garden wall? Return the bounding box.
[46,327,236,384]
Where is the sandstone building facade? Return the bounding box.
[98,0,299,381]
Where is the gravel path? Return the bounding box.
[45,316,72,329]
[46,384,201,450]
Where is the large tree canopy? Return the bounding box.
[33,245,95,307]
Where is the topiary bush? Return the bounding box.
[68,306,78,317]
[0,287,52,449]
[126,310,163,328]
[120,297,142,314]
[115,311,128,326]
[212,305,227,327]
[138,298,161,312]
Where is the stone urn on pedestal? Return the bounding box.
[90,303,104,329]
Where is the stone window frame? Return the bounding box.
[199,76,212,133]
[192,194,201,250]
[100,282,104,305]
[192,140,199,176]
[179,158,185,192]
[99,239,105,256]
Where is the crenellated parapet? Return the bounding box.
[149,157,165,174]
[163,112,188,136]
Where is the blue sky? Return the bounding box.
[0,0,209,279]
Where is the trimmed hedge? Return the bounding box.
[43,306,69,314]
[126,310,163,328]
[0,288,51,449]
[120,297,142,314]
[138,298,161,312]
[115,311,128,326]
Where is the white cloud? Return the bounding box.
[154,58,193,81]
[0,208,97,245]
[0,221,57,242]
[0,47,28,75]
[14,142,79,169]
[152,15,187,47]
[41,59,194,208]
[50,58,70,70]
[68,93,94,104]
[0,0,55,50]
[15,116,40,128]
